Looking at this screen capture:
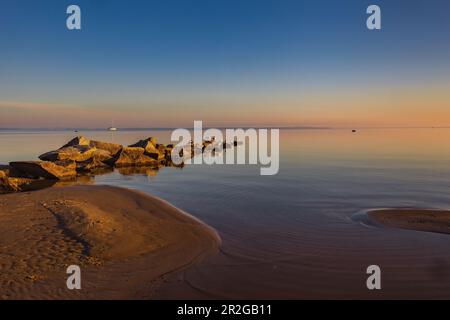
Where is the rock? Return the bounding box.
[155,143,166,152]
[0,164,11,176]
[89,140,122,156]
[40,144,113,173]
[129,137,159,153]
[75,148,114,173]
[62,136,90,148]
[8,177,56,192]
[189,141,203,157]
[0,170,19,193]
[129,138,166,162]
[0,164,27,179]
[153,144,167,161]
[9,161,77,180]
[107,147,159,167]
[62,136,122,156]
[164,144,174,160]
[77,159,113,174]
[76,150,113,173]
[146,152,164,161]
[39,145,97,162]
[146,137,158,146]
[1,169,55,193]
[90,149,114,162]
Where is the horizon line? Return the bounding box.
[0,126,449,131]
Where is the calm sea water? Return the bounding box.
[1,128,450,298]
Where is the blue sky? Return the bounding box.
[1,0,449,128]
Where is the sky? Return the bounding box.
[0,0,449,128]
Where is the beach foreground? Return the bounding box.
[368,209,450,235]
[0,185,220,299]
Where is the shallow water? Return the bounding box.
[1,128,450,298]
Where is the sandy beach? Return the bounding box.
[0,185,220,299]
[368,209,450,235]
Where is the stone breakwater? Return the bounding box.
[0,136,228,194]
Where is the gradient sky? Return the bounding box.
[1,0,449,128]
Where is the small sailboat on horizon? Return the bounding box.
[108,120,118,131]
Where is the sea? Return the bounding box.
[1,128,449,298]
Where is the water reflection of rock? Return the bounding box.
[117,166,160,177]
[4,164,185,193]
[53,174,96,187]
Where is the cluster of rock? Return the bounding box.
[0,136,169,193]
[0,136,232,194]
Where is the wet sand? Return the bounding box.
[369,209,450,235]
[155,208,450,300]
[0,185,220,299]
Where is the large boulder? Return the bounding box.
[90,149,114,162]
[62,136,90,148]
[9,161,77,180]
[39,145,97,162]
[107,147,158,167]
[129,138,166,161]
[1,164,30,180]
[89,140,122,156]
[41,137,121,164]
[61,136,122,156]
[76,149,114,173]
[1,166,57,193]
[129,137,158,154]
[149,143,167,161]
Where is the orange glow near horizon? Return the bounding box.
[1,85,449,128]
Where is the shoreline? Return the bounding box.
[367,209,450,235]
[0,185,220,299]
